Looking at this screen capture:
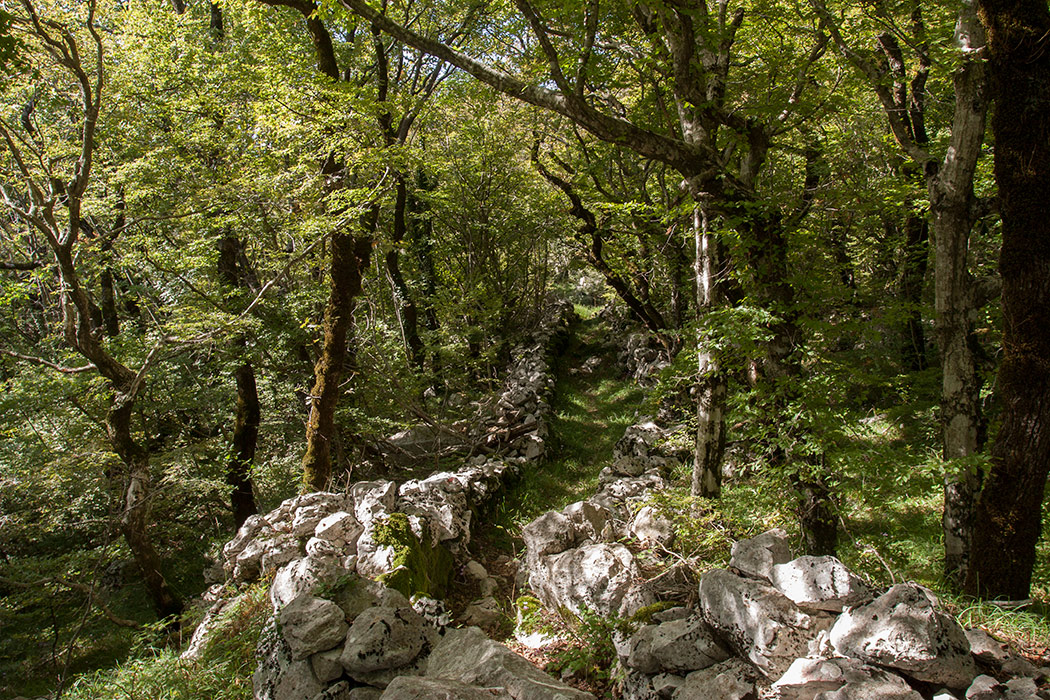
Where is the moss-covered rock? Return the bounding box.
[371,513,453,599]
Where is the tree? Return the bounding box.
[0,0,182,620]
[341,0,838,542]
[812,0,992,583]
[965,0,1050,600]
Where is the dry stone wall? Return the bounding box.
[518,416,1049,699]
[185,302,599,700]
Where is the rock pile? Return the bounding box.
[521,418,682,623]
[608,528,1048,699]
[184,301,590,699]
[618,333,670,386]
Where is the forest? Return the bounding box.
[0,0,1048,697]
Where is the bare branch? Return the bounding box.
[0,347,96,373]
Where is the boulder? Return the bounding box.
[461,597,502,629]
[356,524,399,579]
[619,671,658,700]
[310,648,345,684]
[829,583,976,688]
[651,673,685,698]
[522,511,575,564]
[630,506,675,548]
[623,614,729,674]
[672,658,756,700]
[259,534,303,573]
[353,481,398,523]
[326,575,410,621]
[773,657,923,700]
[293,503,338,537]
[729,529,791,582]
[398,475,472,545]
[311,680,358,700]
[271,554,344,608]
[381,676,510,699]
[222,513,273,566]
[562,501,618,544]
[965,675,1003,700]
[315,511,364,551]
[770,556,873,612]
[340,606,429,676]
[253,615,325,700]
[426,626,595,700]
[280,595,350,659]
[529,543,640,617]
[699,568,834,679]
[965,629,1039,677]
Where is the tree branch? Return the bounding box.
[0,347,95,373]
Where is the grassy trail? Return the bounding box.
[488,313,645,551]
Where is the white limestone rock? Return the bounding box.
[529,542,640,617]
[729,528,791,582]
[630,506,675,548]
[966,675,1004,700]
[279,594,349,660]
[672,658,756,700]
[353,481,398,523]
[770,555,873,612]
[623,614,729,674]
[773,657,923,700]
[380,676,510,699]
[522,511,575,564]
[562,500,619,544]
[340,606,429,677]
[315,511,364,550]
[699,568,834,680]
[310,648,345,684]
[461,596,501,630]
[254,615,325,700]
[829,583,976,689]
[425,626,595,699]
[270,554,344,609]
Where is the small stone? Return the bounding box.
[966,674,1004,699]
[460,596,501,630]
[310,648,345,683]
[630,506,675,548]
[522,511,574,563]
[673,658,755,700]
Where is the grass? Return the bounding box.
[58,582,270,700]
[487,314,646,552]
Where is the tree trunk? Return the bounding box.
[99,267,119,337]
[218,234,259,525]
[966,0,1050,600]
[899,213,929,371]
[386,176,425,371]
[228,360,259,528]
[791,471,839,557]
[409,169,442,378]
[929,5,988,583]
[108,397,184,621]
[691,195,725,498]
[302,232,372,491]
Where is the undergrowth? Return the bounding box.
[60,582,269,700]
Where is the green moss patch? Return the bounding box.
[372,513,454,599]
